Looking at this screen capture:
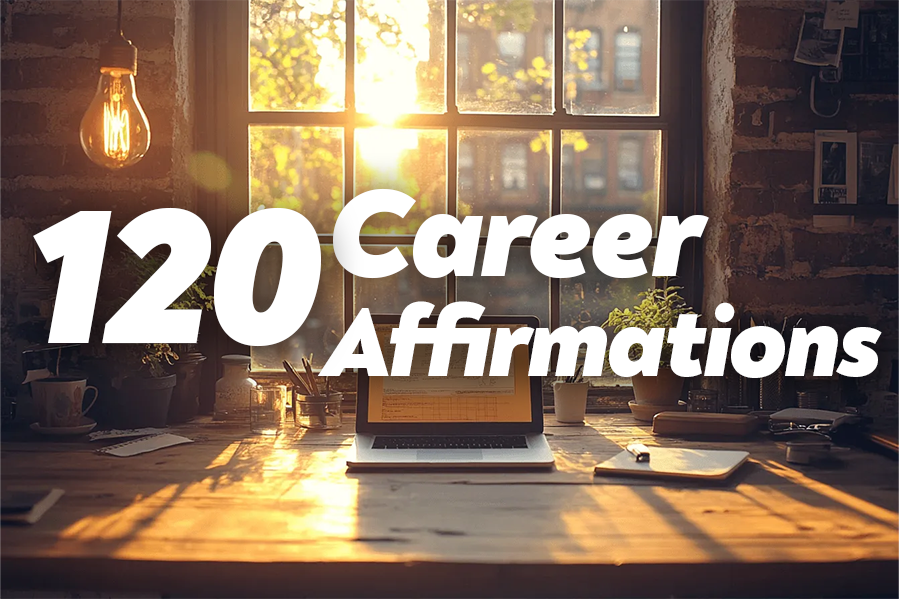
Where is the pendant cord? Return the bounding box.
[117,0,123,38]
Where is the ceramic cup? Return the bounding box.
[553,382,588,424]
[30,377,98,428]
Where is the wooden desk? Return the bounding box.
[2,415,896,598]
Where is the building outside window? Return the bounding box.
[618,137,644,191]
[501,144,528,191]
[615,27,642,91]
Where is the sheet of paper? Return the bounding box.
[89,427,169,442]
[824,0,859,30]
[99,433,193,457]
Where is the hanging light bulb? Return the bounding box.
[79,0,150,170]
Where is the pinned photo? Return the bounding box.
[795,12,844,66]
[814,130,857,204]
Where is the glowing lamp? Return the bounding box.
[79,1,150,170]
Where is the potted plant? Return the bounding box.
[126,253,215,423]
[107,343,179,428]
[602,279,696,419]
[552,365,587,424]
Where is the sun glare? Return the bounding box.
[355,0,431,124]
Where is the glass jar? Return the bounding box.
[293,390,342,430]
[251,384,286,434]
[214,355,256,422]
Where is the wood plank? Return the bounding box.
[2,414,896,597]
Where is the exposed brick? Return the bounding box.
[731,150,814,188]
[731,187,812,219]
[733,7,801,53]
[6,15,174,51]
[0,102,46,136]
[734,98,899,137]
[1,144,172,179]
[1,188,174,222]
[730,274,895,308]
[734,57,808,89]
[1,57,96,91]
[792,229,899,273]
[729,223,785,272]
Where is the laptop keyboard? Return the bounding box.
[372,435,529,450]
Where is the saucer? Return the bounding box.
[628,400,687,422]
[30,417,97,436]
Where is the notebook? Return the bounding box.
[1,488,64,524]
[594,447,749,481]
[97,433,193,457]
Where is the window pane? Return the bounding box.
[564,0,659,116]
[561,130,661,232]
[251,244,344,371]
[457,129,550,234]
[560,247,656,386]
[356,0,445,118]
[354,246,447,315]
[250,126,344,233]
[457,1,553,114]
[457,247,550,328]
[354,127,447,234]
[249,0,345,111]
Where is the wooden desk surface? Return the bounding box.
[2,414,896,598]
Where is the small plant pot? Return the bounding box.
[168,353,207,424]
[553,382,588,424]
[110,374,176,429]
[631,368,684,406]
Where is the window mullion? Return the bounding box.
[550,0,564,330]
[447,0,457,305]
[343,1,357,335]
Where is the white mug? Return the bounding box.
[553,382,588,424]
[30,377,99,428]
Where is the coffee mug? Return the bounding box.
[30,377,99,428]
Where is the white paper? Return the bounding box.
[89,427,169,442]
[98,433,193,457]
[22,368,52,384]
[824,0,859,30]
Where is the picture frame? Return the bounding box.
[814,130,857,204]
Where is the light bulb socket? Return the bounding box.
[99,36,138,75]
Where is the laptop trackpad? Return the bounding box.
[417,449,484,461]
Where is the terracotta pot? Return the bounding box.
[168,352,207,423]
[631,368,684,405]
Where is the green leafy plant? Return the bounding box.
[601,278,696,369]
[141,343,179,378]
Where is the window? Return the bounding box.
[618,137,644,191]
[567,28,605,94]
[200,0,701,392]
[501,144,528,191]
[615,27,642,92]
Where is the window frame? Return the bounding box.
[195,0,704,390]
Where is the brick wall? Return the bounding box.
[0,0,192,387]
[704,0,898,405]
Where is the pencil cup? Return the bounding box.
[293,390,342,430]
[553,382,588,424]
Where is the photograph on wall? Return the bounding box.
[795,12,845,66]
[858,142,895,204]
[814,130,858,204]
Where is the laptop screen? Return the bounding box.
[367,324,533,424]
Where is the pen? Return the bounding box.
[626,443,651,462]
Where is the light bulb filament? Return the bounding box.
[103,77,131,160]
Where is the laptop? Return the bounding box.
[347,315,555,469]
